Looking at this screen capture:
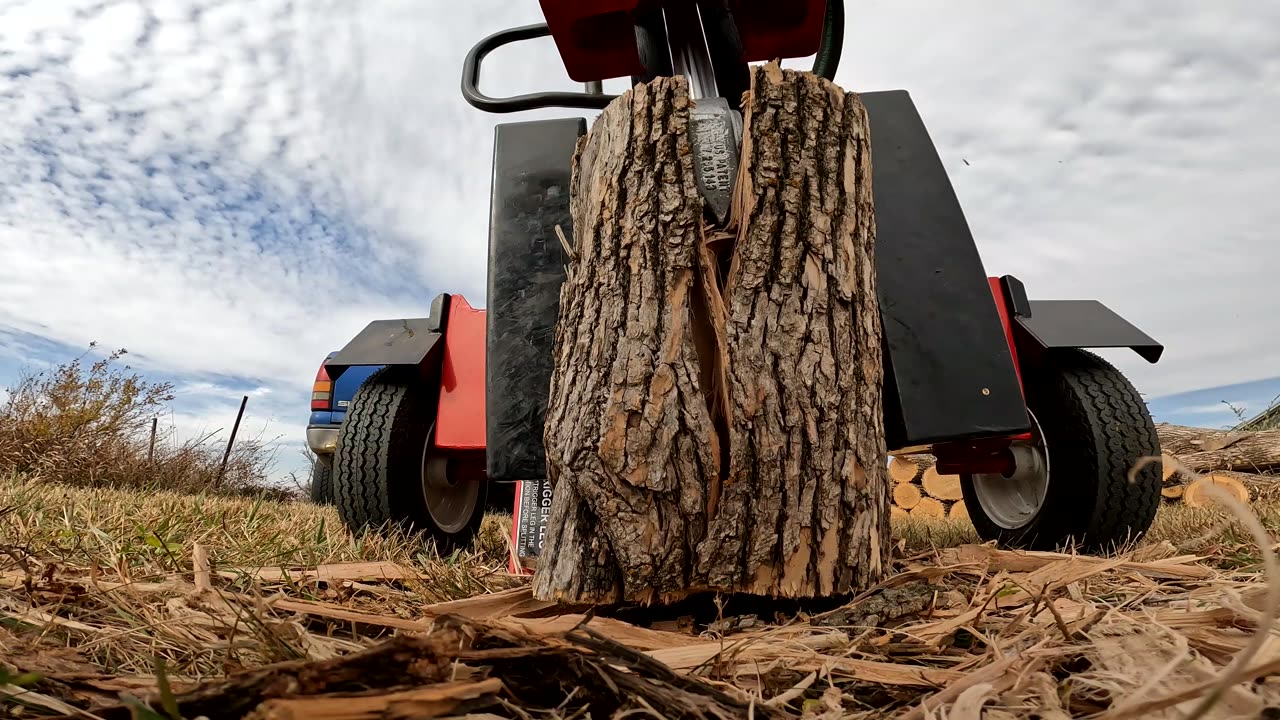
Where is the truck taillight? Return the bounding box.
[311,360,332,411]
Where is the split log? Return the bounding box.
[948,500,969,522]
[920,466,963,501]
[1161,485,1184,500]
[893,482,923,510]
[534,64,887,605]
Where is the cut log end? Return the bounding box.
[893,482,923,510]
[532,64,887,605]
[921,466,963,501]
[910,497,947,520]
[889,456,919,484]
[1182,474,1251,508]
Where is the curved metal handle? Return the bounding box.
[461,23,620,113]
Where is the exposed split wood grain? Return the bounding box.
[533,63,886,604]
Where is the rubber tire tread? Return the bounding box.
[961,349,1162,553]
[331,366,486,553]
[309,456,333,505]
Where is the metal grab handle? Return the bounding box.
[461,23,620,113]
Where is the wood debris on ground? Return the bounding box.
[5,530,1280,719]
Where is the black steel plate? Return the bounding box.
[325,320,442,381]
[485,117,586,480]
[861,90,1032,449]
[1017,300,1164,363]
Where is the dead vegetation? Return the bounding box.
[3,479,1280,718]
[0,345,282,498]
[6,346,1280,716]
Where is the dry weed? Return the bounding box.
[1,477,1279,717]
[0,345,281,497]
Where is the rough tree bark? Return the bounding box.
[1157,423,1280,475]
[532,63,887,605]
[1156,423,1251,456]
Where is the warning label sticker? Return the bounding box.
[509,477,553,574]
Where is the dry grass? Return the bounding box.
[0,346,283,498]
[3,479,1280,718]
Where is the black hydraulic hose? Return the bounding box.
[812,0,845,80]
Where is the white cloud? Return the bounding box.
[0,0,1277,485]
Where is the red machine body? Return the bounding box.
[434,295,488,451]
[537,0,829,82]
[429,284,1033,460]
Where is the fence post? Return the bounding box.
[217,395,249,488]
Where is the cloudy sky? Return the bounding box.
[0,0,1277,483]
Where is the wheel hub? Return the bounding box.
[421,446,480,535]
[970,411,1051,530]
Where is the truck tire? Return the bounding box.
[960,348,1162,553]
[331,367,488,553]
[310,455,334,505]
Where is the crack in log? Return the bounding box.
[534,63,887,605]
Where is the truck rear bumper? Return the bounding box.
[306,426,340,455]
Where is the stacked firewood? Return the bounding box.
[888,422,1280,518]
[886,454,969,522]
[1155,423,1280,507]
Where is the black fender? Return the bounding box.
[484,118,585,481]
[998,275,1164,365]
[325,293,452,382]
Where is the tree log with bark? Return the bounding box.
[532,64,888,605]
[1157,423,1280,475]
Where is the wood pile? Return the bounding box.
[888,423,1280,519]
[887,454,969,522]
[1155,423,1280,508]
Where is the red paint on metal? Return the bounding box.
[509,482,524,574]
[537,0,829,83]
[987,276,1025,394]
[730,0,827,66]
[434,295,488,451]
[539,0,645,83]
[936,449,1015,477]
[508,481,534,576]
[986,276,1033,442]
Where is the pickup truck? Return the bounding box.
[305,353,381,504]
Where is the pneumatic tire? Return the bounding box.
[960,348,1162,553]
[331,367,487,554]
[309,455,334,505]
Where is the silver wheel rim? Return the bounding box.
[421,443,480,535]
[971,410,1051,530]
